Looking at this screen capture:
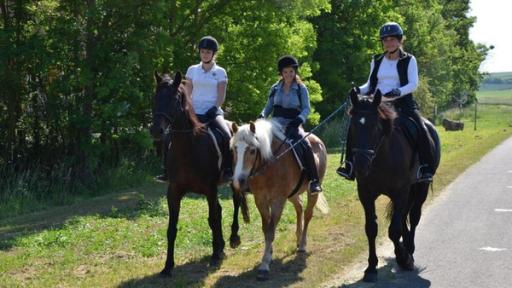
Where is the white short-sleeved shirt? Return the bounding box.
[185,62,228,114]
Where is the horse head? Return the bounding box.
[349,89,395,178]
[150,71,184,139]
[230,120,274,192]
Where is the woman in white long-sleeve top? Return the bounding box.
[337,22,435,183]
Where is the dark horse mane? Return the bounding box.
[349,96,397,135]
[160,74,205,135]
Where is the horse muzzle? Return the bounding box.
[233,174,250,193]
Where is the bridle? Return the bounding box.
[154,84,204,134]
[350,110,386,165]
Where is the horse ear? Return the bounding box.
[350,88,359,106]
[174,71,182,85]
[249,121,256,134]
[154,71,162,83]
[373,89,382,107]
[232,122,238,133]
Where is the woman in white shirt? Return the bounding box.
[185,36,233,180]
[337,22,435,183]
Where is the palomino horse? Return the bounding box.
[348,89,440,282]
[231,119,329,280]
[150,72,249,277]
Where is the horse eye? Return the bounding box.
[249,148,256,155]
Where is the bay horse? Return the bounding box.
[231,119,329,280]
[348,89,440,282]
[149,72,249,277]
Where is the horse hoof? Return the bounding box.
[159,267,172,278]
[209,252,226,267]
[363,271,377,282]
[404,255,415,271]
[257,269,270,281]
[397,254,415,271]
[230,235,241,248]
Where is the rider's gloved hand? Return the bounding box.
[384,88,401,98]
[205,106,218,120]
[348,86,361,96]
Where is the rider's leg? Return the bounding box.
[297,129,322,194]
[211,114,233,180]
[409,109,435,182]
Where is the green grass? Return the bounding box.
[1,104,511,288]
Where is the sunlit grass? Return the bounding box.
[1,104,511,287]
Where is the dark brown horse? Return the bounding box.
[348,89,440,282]
[150,72,249,277]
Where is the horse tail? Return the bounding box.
[240,191,251,223]
[315,192,330,214]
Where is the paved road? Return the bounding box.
[326,136,512,288]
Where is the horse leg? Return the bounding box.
[206,189,225,267]
[359,191,378,282]
[256,198,286,281]
[288,195,304,251]
[161,186,183,277]
[389,191,414,271]
[405,183,429,255]
[298,192,318,252]
[229,183,241,249]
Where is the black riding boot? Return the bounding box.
[336,127,355,181]
[211,115,233,182]
[301,142,322,194]
[411,110,435,183]
[221,146,234,182]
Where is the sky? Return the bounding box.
[469,0,512,73]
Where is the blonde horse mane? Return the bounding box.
[230,119,286,161]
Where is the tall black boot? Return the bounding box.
[412,110,435,183]
[336,127,355,180]
[301,142,322,194]
[221,146,233,182]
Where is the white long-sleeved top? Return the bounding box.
[359,55,418,97]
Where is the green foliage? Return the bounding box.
[0,0,488,206]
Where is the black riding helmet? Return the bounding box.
[379,22,403,40]
[277,55,299,73]
[198,36,218,53]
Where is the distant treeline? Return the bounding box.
[0,0,488,195]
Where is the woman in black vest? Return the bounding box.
[337,22,435,183]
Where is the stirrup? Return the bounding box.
[155,174,167,183]
[309,180,323,195]
[417,165,433,183]
[336,161,355,180]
